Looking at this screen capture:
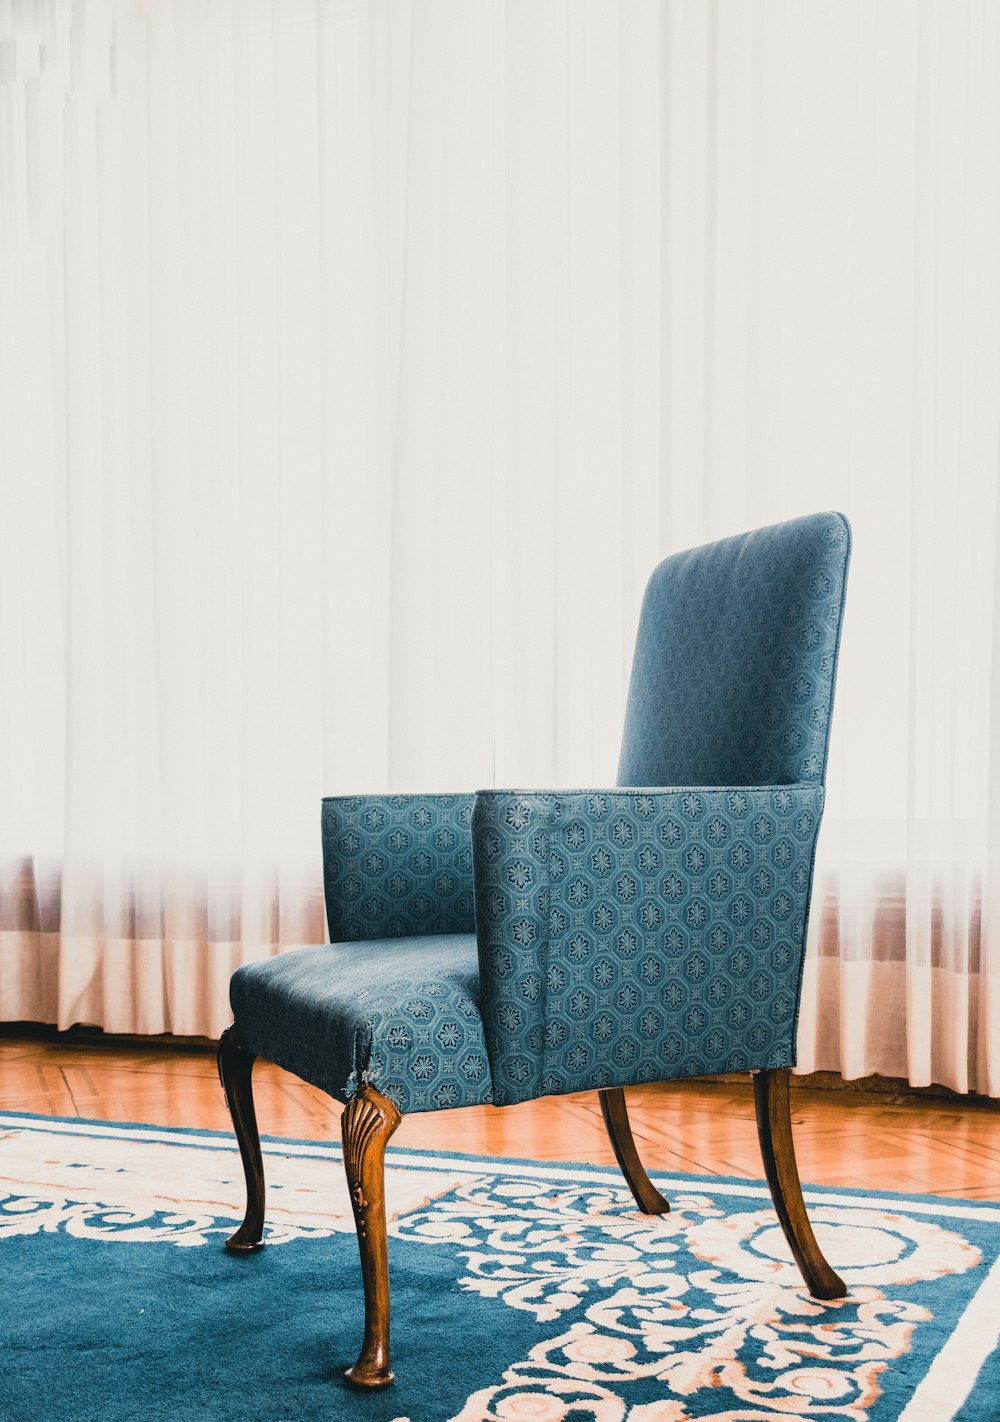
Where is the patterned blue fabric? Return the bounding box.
[230,513,850,1118]
[230,936,493,1112]
[618,513,850,788]
[321,794,475,942]
[473,786,823,1105]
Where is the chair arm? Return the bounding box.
[321,794,475,942]
[472,785,824,1105]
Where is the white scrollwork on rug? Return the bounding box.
[0,1158,985,1421]
[0,1193,326,1248]
[395,1177,981,1421]
[684,1202,981,1289]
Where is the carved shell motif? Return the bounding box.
[342,1090,401,1238]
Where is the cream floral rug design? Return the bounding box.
[0,1112,997,1422]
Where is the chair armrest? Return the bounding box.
[472,785,824,1104]
[321,794,475,942]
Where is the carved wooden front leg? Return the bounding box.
[599,1087,670,1214]
[217,1025,266,1252]
[754,1067,846,1299]
[342,1086,402,1390]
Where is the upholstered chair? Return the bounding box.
[218,511,851,1390]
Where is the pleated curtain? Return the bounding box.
[1,0,999,1093]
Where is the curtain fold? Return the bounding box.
[1,0,999,1089]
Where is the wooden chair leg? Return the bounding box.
[342,1085,402,1391]
[599,1087,669,1215]
[753,1067,846,1299]
[217,1025,265,1253]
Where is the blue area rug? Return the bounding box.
[0,1112,997,1421]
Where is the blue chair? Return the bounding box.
[218,512,851,1389]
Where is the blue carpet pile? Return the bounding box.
[0,1111,997,1420]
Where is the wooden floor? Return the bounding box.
[1,1032,998,1201]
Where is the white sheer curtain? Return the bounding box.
[2,1,999,1091]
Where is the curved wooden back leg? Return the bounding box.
[754,1067,846,1299]
[217,1025,266,1252]
[342,1086,402,1390]
[599,1087,669,1214]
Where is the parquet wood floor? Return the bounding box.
[2,1034,998,1201]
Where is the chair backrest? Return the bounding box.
[617,513,851,789]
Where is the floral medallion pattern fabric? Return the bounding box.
[618,512,851,788]
[473,787,823,1105]
[230,513,851,1116]
[229,792,487,1112]
[321,794,476,941]
[230,933,493,1112]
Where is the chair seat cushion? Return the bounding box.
[230,935,493,1114]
